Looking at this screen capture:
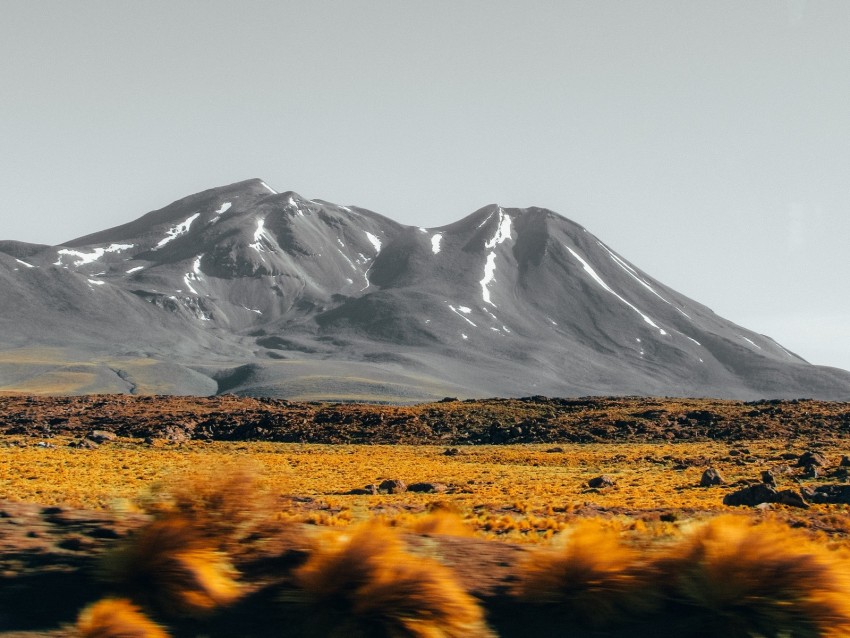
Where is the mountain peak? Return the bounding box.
[1,180,847,401]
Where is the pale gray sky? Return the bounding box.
[2,1,849,371]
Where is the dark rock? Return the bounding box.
[779,452,799,460]
[840,455,850,467]
[70,439,99,449]
[761,470,777,487]
[378,479,407,494]
[443,448,460,456]
[805,484,850,505]
[545,447,564,453]
[700,468,726,487]
[774,489,809,509]
[587,475,616,489]
[797,451,827,467]
[803,465,819,479]
[722,484,778,507]
[407,482,448,494]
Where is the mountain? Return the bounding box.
[2,178,848,401]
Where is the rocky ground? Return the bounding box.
[2,394,850,445]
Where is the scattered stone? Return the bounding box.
[840,455,850,467]
[545,447,564,453]
[86,430,117,444]
[722,483,778,507]
[349,484,379,495]
[803,465,819,479]
[774,489,809,509]
[797,451,827,467]
[70,439,99,449]
[779,452,799,460]
[378,479,407,494]
[761,470,777,487]
[587,475,615,489]
[407,482,448,494]
[443,448,460,456]
[700,468,725,487]
[803,484,850,505]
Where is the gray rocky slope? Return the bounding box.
[1,178,848,401]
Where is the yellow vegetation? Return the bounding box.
[516,519,655,627]
[295,523,495,637]
[102,517,242,617]
[75,598,169,638]
[651,515,850,637]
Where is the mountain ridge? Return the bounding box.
[1,178,847,401]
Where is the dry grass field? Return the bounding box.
[3,435,850,544]
[4,395,850,636]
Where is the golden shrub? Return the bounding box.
[139,462,273,548]
[295,523,494,637]
[76,598,169,638]
[515,519,655,626]
[102,517,242,617]
[652,515,850,637]
[409,510,473,538]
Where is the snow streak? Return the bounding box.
[154,214,200,250]
[567,246,667,336]
[479,208,512,307]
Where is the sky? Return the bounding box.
[1,1,849,371]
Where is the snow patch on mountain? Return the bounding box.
[449,304,477,327]
[154,214,200,250]
[214,202,232,215]
[479,209,512,308]
[55,243,134,266]
[431,233,443,254]
[567,245,667,336]
[365,232,382,254]
[249,218,272,253]
[739,335,762,350]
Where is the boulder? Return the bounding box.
[804,484,850,505]
[378,479,407,494]
[774,489,809,509]
[797,451,827,467]
[348,484,379,495]
[407,482,448,494]
[722,484,778,507]
[587,475,616,489]
[700,468,725,487]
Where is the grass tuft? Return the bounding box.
[102,517,242,618]
[294,523,494,637]
[139,462,274,549]
[515,519,655,627]
[76,598,170,638]
[651,515,850,637]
